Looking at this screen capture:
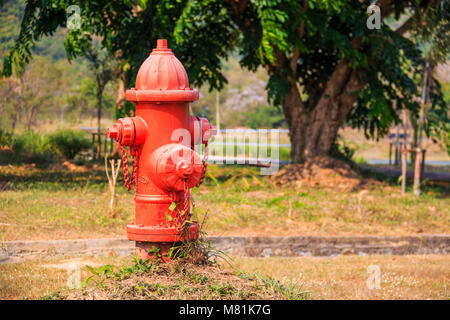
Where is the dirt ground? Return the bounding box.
[0,254,448,300]
[271,157,367,191]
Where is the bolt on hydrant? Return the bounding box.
[107,39,216,261]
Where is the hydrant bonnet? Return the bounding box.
[126,39,199,103]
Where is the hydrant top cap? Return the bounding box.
[156,39,168,49]
[127,39,199,103]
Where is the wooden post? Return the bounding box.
[389,143,392,166]
[401,109,408,195]
[96,132,101,160]
[413,61,430,197]
[413,148,422,196]
[394,126,400,166]
[91,133,96,160]
[420,149,426,182]
[216,91,221,132]
[104,132,107,156]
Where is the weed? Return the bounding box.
[207,282,237,297]
[167,211,230,266]
[42,290,67,300]
[237,271,310,300]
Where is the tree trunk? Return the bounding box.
[26,105,38,131]
[281,81,307,163]
[12,76,24,132]
[115,70,126,119]
[282,62,366,163]
[401,108,408,195]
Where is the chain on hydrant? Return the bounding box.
[173,142,209,235]
[117,144,140,191]
[196,143,209,188]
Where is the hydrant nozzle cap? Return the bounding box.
[157,39,168,49]
[107,126,119,139]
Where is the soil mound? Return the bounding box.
[66,262,306,300]
[271,157,367,191]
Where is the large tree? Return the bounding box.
[2,0,448,162]
[175,0,448,162]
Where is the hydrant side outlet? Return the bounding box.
[107,39,214,261]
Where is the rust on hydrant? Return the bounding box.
[107,39,216,261]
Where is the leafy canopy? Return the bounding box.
[1,0,448,147]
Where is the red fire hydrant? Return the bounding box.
[107,39,216,261]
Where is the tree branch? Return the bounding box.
[394,0,437,35]
[289,0,308,74]
[396,15,415,35]
[225,0,251,29]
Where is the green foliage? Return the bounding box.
[1,0,448,157]
[330,136,357,164]
[174,0,237,91]
[0,128,13,148]
[244,105,285,129]
[0,129,89,165]
[6,131,55,165]
[175,0,448,154]
[0,0,23,58]
[237,271,309,300]
[426,79,450,156]
[48,129,90,160]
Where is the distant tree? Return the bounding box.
[84,43,117,157]
[0,56,58,131]
[0,0,22,58]
[2,0,448,163]
[407,2,450,154]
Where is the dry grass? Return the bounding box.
[1,254,448,300]
[195,165,449,236]
[0,165,133,241]
[0,255,122,299]
[223,255,450,299]
[0,164,449,240]
[0,255,307,300]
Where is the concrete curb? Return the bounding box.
[1,235,449,264]
[209,235,450,257]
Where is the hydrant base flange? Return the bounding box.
[127,222,199,242]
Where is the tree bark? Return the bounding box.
[26,105,38,131]
[115,70,126,119]
[282,62,366,163]
[281,81,307,163]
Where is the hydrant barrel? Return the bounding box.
[107,39,215,261]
